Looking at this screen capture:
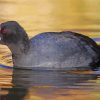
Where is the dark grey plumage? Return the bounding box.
[0,21,100,70]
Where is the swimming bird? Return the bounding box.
[0,21,100,70]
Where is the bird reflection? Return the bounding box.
[1,68,98,100]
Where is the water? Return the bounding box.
[0,0,100,100]
[0,68,100,100]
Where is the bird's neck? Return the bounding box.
[7,41,31,56]
[7,41,31,66]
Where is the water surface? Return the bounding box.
[0,0,100,100]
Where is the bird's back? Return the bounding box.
[28,31,100,69]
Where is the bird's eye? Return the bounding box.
[0,28,11,35]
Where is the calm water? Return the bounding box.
[0,0,100,100]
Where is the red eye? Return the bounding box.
[0,29,10,35]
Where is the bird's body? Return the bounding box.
[0,21,100,70]
[12,31,100,70]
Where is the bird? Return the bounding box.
[0,21,100,70]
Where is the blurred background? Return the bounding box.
[0,1,100,100]
[0,0,100,66]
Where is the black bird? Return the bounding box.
[0,21,100,70]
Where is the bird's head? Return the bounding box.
[0,21,29,45]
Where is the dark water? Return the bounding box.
[0,0,100,100]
